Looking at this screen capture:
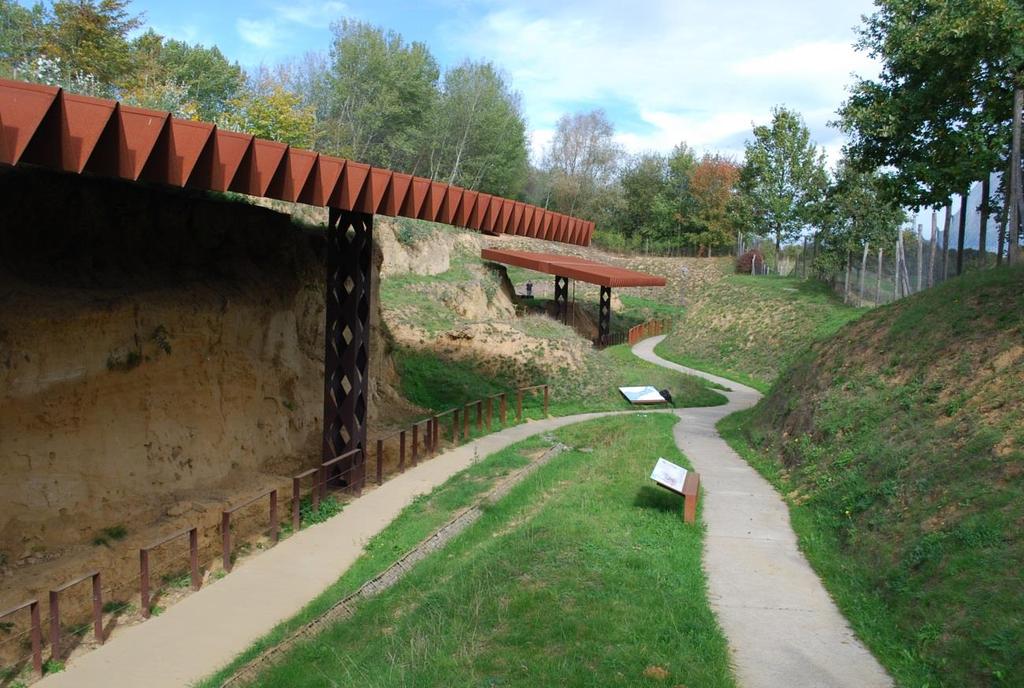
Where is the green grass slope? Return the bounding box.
[656,275,866,390]
[397,342,726,418]
[720,266,1024,686]
[236,414,736,688]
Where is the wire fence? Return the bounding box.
[0,383,551,685]
[745,220,1019,307]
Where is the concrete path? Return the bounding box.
[633,335,891,688]
[37,411,625,688]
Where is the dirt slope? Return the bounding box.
[734,266,1024,686]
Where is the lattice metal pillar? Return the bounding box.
[323,208,373,490]
[554,275,569,323]
[598,286,612,345]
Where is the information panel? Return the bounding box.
[650,457,688,494]
[619,386,667,405]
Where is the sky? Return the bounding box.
[95,0,879,165]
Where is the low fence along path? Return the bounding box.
[632,335,891,688]
[35,411,625,688]
[40,337,891,688]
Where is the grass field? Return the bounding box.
[205,414,735,688]
[655,274,865,390]
[396,342,726,420]
[719,266,1024,686]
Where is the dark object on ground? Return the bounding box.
[659,389,674,407]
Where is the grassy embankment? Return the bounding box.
[719,266,1024,686]
[202,414,735,688]
[655,274,866,391]
[380,238,726,416]
[397,343,725,421]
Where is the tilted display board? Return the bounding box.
[650,457,701,523]
[619,386,668,405]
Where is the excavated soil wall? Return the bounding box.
[0,167,397,611]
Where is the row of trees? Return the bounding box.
[0,2,530,195]
[838,0,1024,268]
[0,0,894,260]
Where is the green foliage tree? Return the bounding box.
[43,0,141,86]
[618,152,673,242]
[740,106,828,253]
[0,0,47,77]
[128,31,243,120]
[817,161,906,277]
[838,0,1024,264]
[322,19,439,171]
[426,60,528,197]
[218,74,315,148]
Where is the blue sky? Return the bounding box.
[33,0,881,163]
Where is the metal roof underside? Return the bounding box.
[0,79,593,247]
[481,248,667,288]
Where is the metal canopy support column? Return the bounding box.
[598,286,612,345]
[554,275,569,323]
[323,208,373,491]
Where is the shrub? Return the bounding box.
[735,249,766,274]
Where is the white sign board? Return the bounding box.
[650,457,688,494]
[619,386,666,405]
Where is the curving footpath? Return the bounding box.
[634,335,891,688]
[36,411,628,688]
[39,337,892,688]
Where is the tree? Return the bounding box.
[322,19,439,172]
[0,0,46,77]
[544,109,622,217]
[663,142,698,245]
[687,154,742,255]
[618,153,673,242]
[43,0,142,86]
[838,0,1024,264]
[146,36,243,120]
[218,74,315,148]
[426,60,528,197]
[739,106,828,254]
[818,161,906,278]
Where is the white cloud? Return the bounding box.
[237,18,281,48]
[274,1,348,28]
[237,1,348,50]
[443,0,878,166]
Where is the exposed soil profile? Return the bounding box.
[0,167,405,635]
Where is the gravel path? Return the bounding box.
[633,335,892,688]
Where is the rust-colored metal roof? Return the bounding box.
[481,248,666,288]
[0,79,594,247]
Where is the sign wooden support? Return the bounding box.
[680,472,700,524]
[650,457,701,524]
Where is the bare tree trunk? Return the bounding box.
[941,204,952,280]
[802,236,808,279]
[928,210,938,287]
[1010,86,1023,265]
[956,189,968,275]
[997,180,1008,267]
[859,242,869,303]
[915,224,923,292]
[875,248,883,305]
[979,176,990,267]
[900,232,913,296]
[844,252,852,303]
[893,238,900,301]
